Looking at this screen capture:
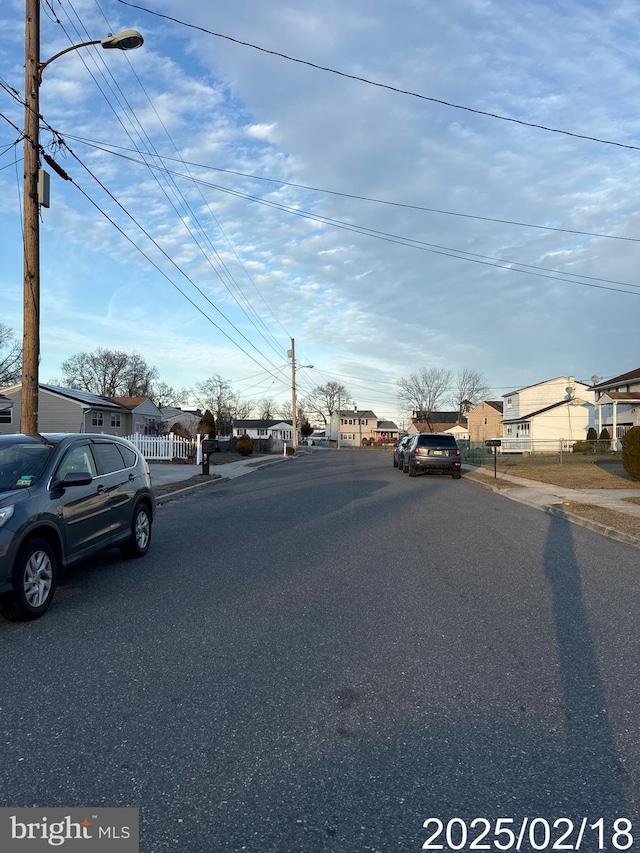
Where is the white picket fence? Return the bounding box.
[124,433,198,461]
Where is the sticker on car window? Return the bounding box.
[16,475,34,487]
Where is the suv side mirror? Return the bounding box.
[57,471,94,488]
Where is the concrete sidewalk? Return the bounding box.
[149,454,287,486]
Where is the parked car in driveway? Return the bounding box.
[392,435,412,469]
[0,433,156,621]
[402,432,462,478]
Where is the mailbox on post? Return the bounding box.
[201,439,218,474]
[485,438,501,478]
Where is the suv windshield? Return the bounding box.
[0,443,53,491]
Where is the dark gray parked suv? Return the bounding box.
[403,432,462,478]
[0,433,156,621]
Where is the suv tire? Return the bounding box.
[120,503,152,559]
[2,537,58,621]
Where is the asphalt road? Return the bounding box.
[2,449,640,852]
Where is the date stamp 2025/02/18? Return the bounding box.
[422,818,634,852]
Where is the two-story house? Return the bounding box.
[591,367,640,447]
[467,401,504,443]
[328,409,378,446]
[501,375,595,453]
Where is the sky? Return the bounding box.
[1,0,639,424]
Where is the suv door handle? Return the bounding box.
[96,484,106,494]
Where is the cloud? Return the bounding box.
[1,0,638,417]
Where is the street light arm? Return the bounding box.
[38,30,143,80]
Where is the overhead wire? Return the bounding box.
[117,0,640,152]
[58,0,292,369]
[53,138,640,296]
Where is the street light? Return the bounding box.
[21,0,143,435]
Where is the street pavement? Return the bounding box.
[4,448,640,850]
[150,452,640,545]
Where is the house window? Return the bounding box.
[484,417,488,425]
[111,414,121,428]
[518,423,530,435]
[506,397,512,406]
[506,425,512,435]
[257,429,267,436]
[92,412,104,427]
[0,408,11,424]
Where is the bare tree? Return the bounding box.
[194,376,252,435]
[0,325,21,388]
[230,392,254,420]
[397,367,452,421]
[277,401,307,424]
[256,396,277,420]
[447,368,491,420]
[303,381,349,425]
[61,348,157,398]
[152,382,192,409]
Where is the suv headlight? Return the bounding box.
[0,505,15,528]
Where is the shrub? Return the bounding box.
[598,427,612,452]
[236,433,254,456]
[572,440,593,453]
[586,427,598,443]
[621,426,640,481]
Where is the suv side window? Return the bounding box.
[117,445,137,469]
[55,445,98,481]
[92,442,127,476]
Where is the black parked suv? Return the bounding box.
[403,432,462,478]
[0,433,156,621]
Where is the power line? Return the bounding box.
[54,138,640,297]
[63,136,640,246]
[117,0,640,152]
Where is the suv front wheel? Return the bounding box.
[2,537,58,621]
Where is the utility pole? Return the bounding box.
[20,9,142,435]
[22,0,41,435]
[289,338,298,452]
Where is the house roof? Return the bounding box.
[234,419,292,429]
[484,400,504,413]
[110,396,148,409]
[503,376,591,397]
[592,367,640,390]
[413,421,468,433]
[412,410,463,423]
[338,409,377,419]
[599,391,640,403]
[375,420,399,431]
[502,398,590,424]
[41,384,124,410]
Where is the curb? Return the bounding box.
[544,504,640,549]
[155,475,229,505]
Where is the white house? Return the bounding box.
[233,419,293,444]
[591,367,640,448]
[501,375,595,453]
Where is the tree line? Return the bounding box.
[0,327,492,433]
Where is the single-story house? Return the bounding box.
[233,419,293,443]
[110,396,163,435]
[0,384,129,435]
